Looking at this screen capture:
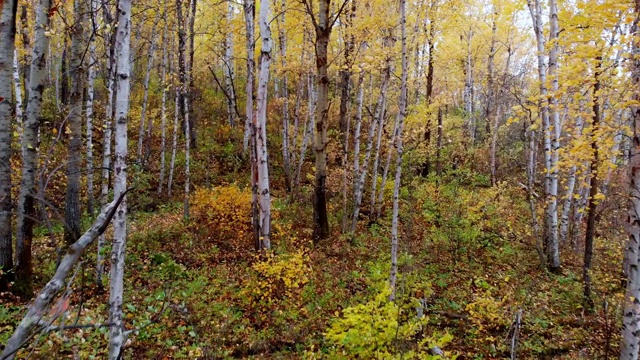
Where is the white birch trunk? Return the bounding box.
[389,0,407,302]
[13,50,23,132]
[369,93,387,216]
[376,106,400,218]
[620,3,640,357]
[353,72,364,176]
[295,74,316,190]
[560,109,584,244]
[15,0,53,295]
[86,0,99,217]
[108,0,132,357]
[168,85,179,196]
[276,0,291,192]
[254,0,272,249]
[97,0,116,287]
[158,15,169,194]
[546,0,561,271]
[351,66,390,232]
[137,14,160,165]
[224,0,237,126]
[243,0,255,152]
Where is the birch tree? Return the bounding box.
[15,0,53,296]
[158,13,169,194]
[86,0,99,217]
[243,0,255,151]
[64,0,87,246]
[620,2,640,356]
[137,13,161,166]
[0,0,18,290]
[254,0,273,250]
[224,0,237,127]
[108,0,132,356]
[389,0,407,302]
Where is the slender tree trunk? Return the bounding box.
[15,0,53,297]
[352,65,390,232]
[338,0,354,143]
[19,3,30,104]
[137,13,160,166]
[64,0,87,246]
[0,0,18,290]
[13,50,23,135]
[436,107,444,177]
[168,85,179,196]
[243,0,255,152]
[583,55,603,312]
[546,0,561,272]
[484,8,496,144]
[108,0,132,356]
[97,0,116,288]
[187,0,197,148]
[158,13,169,194]
[224,0,237,126]
[369,91,387,217]
[560,105,585,244]
[294,74,316,191]
[86,0,99,217]
[276,0,292,192]
[389,0,407,302]
[464,29,475,144]
[352,72,364,176]
[254,0,272,249]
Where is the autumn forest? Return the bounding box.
[0,0,639,358]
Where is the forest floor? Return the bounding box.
[0,175,628,359]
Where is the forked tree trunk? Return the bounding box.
[108,0,132,357]
[15,0,53,297]
[0,0,18,290]
[389,0,407,301]
[64,0,87,246]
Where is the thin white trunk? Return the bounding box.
[243,0,255,152]
[389,0,407,302]
[351,66,390,232]
[353,72,364,176]
[560,108,584,244]
[13,50,23,133]
[376,106,400,218]
[15,0,53,295]
[546,0,561,271]
[369,93,387,216]
[108,0,132,357]
[254,0,272,249]
[86,0,99,217]
[295,74,316,190]
[98,0,116,287]
[158,15,169,194]
[137,13,160,165]
[276,0,291,192]
[168,85,179,196]
[224,0,237,126]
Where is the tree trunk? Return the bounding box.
[294,73,316,191]
[64,0,87,246]
[168,84,180,196]
[560,104,585,244]
[620,3,640,356]
[137,13,160,166]
[255,0,272,250]
[86,0,99,217]
[97,0,115,288]
[276,0,292,193]
[436,107,443,177]
[15,0,53,297]
[338,0,355,145]
[1,192,126,360]
[13,50,23,134]
[546,0,561,272]
[464,29,475,144]
[108,0,132,356]
[224,0,237,126]
[369,91,387,218]
[0,0,18,290]
[352,66,390,232]
[158,11,169,194]
[311,0,332,241]
[389,0,407,302]
[583,55,602,312]
[243,0,255,152]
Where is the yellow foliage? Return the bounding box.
[246,249,311,307]
[190,185,252,243]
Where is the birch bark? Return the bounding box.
[108,0,132,356]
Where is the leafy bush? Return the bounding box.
[190,185,252,246]
[323,283,454,359]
